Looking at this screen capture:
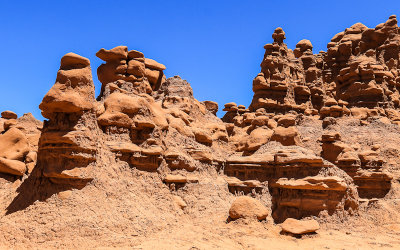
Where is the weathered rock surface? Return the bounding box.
[1,110,17,120]
[0,112,42,176]
[38,53,100,184]
[270,175,358,222]
[229,196,269,220]
[1,15,400,248]
[280,218,320,235]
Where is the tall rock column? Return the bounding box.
[249,28,310,114]
[38,53,100,185]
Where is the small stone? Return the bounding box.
[280,218,320,235]
[164,174,187,183]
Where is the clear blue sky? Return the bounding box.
[0,0,398,119]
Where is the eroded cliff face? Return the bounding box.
[1,15,400,246]
[220,15,400,218]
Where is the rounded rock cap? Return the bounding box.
[272,27,286,43]
[96,46,128,61]
[1,110,17,119]
[296,39,313,50]
[60,53,90,69]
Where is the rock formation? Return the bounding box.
[1,15,400,248]
[38,53,100,185]
[0,112,41,176]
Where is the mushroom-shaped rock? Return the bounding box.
[223,102,238,112]
[296,39,313,51]
[39,53,95,119]
[272,27,286,44]
[229,196,268,221]
[294,39,313,58]
[280,218,320,235]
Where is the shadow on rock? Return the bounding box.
[5,163,87,215]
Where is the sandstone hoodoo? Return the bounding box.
[1,15,400,249]
[38,52,100,184]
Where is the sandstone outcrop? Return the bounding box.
[231,15,400,127]
[320,131,392,198]
[270,175,358,222]
[96,46,166,97]
[0,111,42,176]
[248,28,319,114]
[2,16,400,247]
[38,53,100,184]
[225,143,359,222]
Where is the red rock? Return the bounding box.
[280,218,320,235]
[229,196,268,221]
[1,110,17,119]
[271,126,301,146]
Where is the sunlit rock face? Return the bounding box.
[38,53,100,184]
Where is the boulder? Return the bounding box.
[229,196,268,221]
[237,127,273,152]
[144,58,166,71]
[96,46,128,61]
[0,127,29,161]
[1,110,17,119]
[271,127,301,146]
[277,114,296,127]
[0,157,26,176]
